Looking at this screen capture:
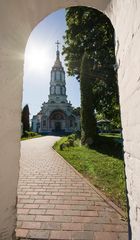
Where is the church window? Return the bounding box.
[51,72,55,81]
[56,71,60,80]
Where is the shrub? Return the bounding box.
[23,131,38,138]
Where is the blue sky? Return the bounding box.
[23,9,80,118]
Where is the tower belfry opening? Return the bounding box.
[32,41,80,134]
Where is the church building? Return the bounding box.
[32,41,80,134]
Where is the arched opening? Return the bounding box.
[49,110,66,133]
[17,6,129,240]
[2,1,140,240]
[22,9,81,138]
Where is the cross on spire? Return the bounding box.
[55,40,60,51]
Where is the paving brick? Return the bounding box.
[53,215,72,222]
[118,232,128,240]
[19,199,34,204]
[63,210,80,216]
[47,209,63,215]
[35,215,53,222]
[22,221,41,229]
[44,195,57,200]
[55,204,71,210]
[25,191,38,195]
[17,209,29,215]
[103,223,128,232]
[70,205,89,211]
[72,231,94,240]
[34,199,49,204]
[94,232,118,240]
[62,223,82,231]
[41,222,61,230]
[30,195,43,199]
[81,210,98,217]
[72,216,98,223]
[16,137,128,239]
[16,228,28,238]
[83,223,104,231]
[39,204,55,209]
[29,209,45,215]
[50,231,72,240]
[27,230,50,239]
[18,214,35,221]
[24,204,39,209]
[18,195,30,199]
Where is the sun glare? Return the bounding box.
[25,44,53,74]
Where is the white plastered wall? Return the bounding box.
[0,0,140,239]
[107,1,140,239]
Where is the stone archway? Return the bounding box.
[0,1,140,239]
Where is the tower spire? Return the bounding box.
[55,40,60,59]
[55,40,60,51]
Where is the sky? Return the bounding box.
[23,9,80,118]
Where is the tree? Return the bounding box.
[63,7,121,127]
[21,104,30,134]
[80,52,97,145]
[72,107,81,116]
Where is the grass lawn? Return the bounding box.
[54,135,127,213]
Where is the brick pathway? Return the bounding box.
[16,136,128,240]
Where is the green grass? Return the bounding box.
[54,136,127,213]
[99,133,121,139]
[21,135,42,141]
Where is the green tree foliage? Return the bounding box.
[72,107,81,116]
[21,104,30,134]
[63,7,121,128]
[80,52,97,145]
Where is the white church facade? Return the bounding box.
[32,42,80,134]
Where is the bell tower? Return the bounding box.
[48,41,67,104]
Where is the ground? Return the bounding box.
[16,136,128,240]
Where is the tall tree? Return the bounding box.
[21,104,30,134]
[63,7,121,127]
[80,52,97,145]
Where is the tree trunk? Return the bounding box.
[80,52,97,146]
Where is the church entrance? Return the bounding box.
[55,122,61,132]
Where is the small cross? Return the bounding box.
[55,40,60,51]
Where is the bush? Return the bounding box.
[23,131,38,138]
[68,134,76,140]
[59,134,76,150]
